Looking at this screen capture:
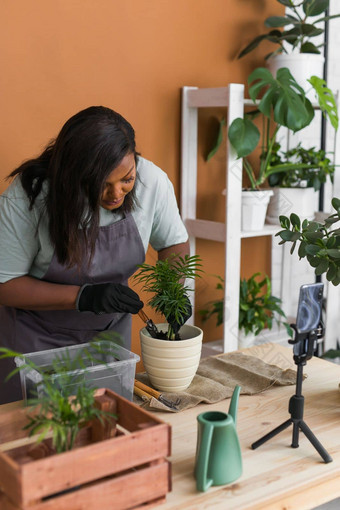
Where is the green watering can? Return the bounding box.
[194,385,242,492]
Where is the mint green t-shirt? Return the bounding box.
[0,157,188,283]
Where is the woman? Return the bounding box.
[0,106,189,403]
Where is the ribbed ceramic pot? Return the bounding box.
[140,323,203,392]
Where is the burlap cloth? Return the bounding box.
[135,351,299,412]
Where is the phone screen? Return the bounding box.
[296,283,323,334]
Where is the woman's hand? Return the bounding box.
[77,282,143,315]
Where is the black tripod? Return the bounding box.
[251,323,332,463]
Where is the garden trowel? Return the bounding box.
[138,309,160,338]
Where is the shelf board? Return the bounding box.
[241,224,280,238]
[185,219,279,242]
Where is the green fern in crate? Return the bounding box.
[0,333,119,453]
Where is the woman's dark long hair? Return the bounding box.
[9,106,138,268]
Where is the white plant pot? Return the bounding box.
[238,330,256,349]
[139,323,203,392]
[242,190,273,231]
[266,187,317,225]
[267,53,324,101]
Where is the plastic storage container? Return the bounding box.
[14,340,139,403]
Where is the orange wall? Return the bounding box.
[0,0,283,362]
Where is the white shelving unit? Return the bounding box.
[181,84,340,353]
[181,84,278,353]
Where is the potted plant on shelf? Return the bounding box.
[133,254,203,392]
[0,337,171,509]
[200,273,292,349]
[208,66,338,231]
[230,67,336,230]
[266,141,336,224]
[238,0,340,98]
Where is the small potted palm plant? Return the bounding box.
[200,273,292,348]
[133,254,203,392]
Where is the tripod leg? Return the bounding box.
[252,419,291,450]
[291,421,300,448]
[299,421,333,463]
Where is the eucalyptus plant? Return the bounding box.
[0,333,119,453]
[276,199,340,285]
[133,254,202,340]
[238,0,340,59]
[200,274,292,337]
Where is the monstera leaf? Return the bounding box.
[248,67,314,131]
[308,75,338,130]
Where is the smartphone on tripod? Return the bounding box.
[293,283,324,357]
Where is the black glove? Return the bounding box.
[77,283,143,315]
[167,295,192,335]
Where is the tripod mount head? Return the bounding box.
[288,321,324,365]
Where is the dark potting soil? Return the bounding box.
[155,332,182,341]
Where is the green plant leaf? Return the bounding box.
[303,0,329,17]
[228,117,260,158]
[277,0,296,6]
[315,258,329,275]
[279,215,290,229]
[300,25,324,37]
[206,118,226,161]
[290,213,301,230]
[305,244,322,256]
[298,241,307,258]
[332,197,340,210]
[248,67,314,132]
[326,263,337,281]
[300,42,321,53]
[265,16,294,28]
[238,32,281,59]
[304,231,324,241]
[326,249,340,259]
[321,348,340,359]
[307,255,322,267]
[308,76,338,130]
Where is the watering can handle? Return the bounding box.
[195,422,214,492]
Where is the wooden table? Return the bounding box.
[0,344,339,510]
[155,343,340,510]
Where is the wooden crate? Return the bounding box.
[0,389,171,510]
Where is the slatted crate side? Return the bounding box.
[0,492,19,510]
[0,406,31,444]
[18,423,170,507]
[10,460,171,510]
[0,390,171,509]
[0,452,22,506]
[113,390,168,431]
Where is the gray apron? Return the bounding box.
[0,212,145,404]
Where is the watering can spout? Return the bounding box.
[228,385,241,426]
